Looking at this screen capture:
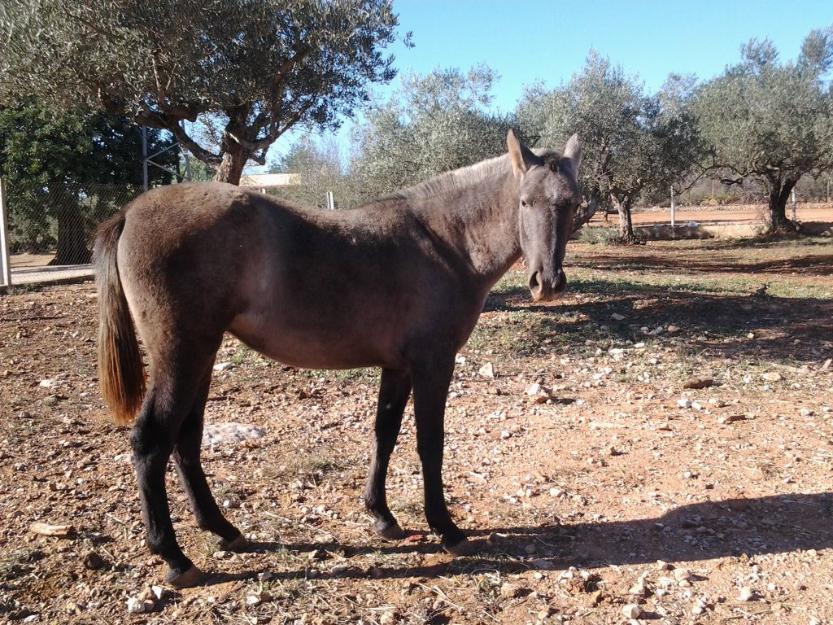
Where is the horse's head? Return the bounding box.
[507,129,581,302]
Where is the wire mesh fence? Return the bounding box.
[0,179,145,288]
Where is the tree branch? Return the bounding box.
[136,109,221,165]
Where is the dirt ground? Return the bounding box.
[591,202,833,227]
[1,237,833,625]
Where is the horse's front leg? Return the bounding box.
[364,368,412,539]
[411,356,472,555]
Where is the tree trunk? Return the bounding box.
[571,195,599,234]
[50,195,91,265]
[614,196,639,243]
[213,145,249,185]
[764,178,799,234]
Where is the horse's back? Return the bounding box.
[116,183,275,351]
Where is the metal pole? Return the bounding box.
[791,188,797,222]
[325,190,335,210]
[142,127,149,192]
[670,185,676,237]
[0,178,12,287]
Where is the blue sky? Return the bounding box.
[264,0,832,166]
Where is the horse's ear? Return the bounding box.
[507,129,537,177]
[562,134,581,177]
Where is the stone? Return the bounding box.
[29,522,75,538]
[126,597,155,614]
[762,372,782,382]
[245,593,262,607]
[674,568,692,586]
[213,362,235,372]
[478,363,495,379]
[500,582,525,599]
[666,324,681,335]
[150,585,167,601]
[526,382,542,396]
[611,313,626,321]
[379,610,398,625]
[717,414,746,424]
[677,398,691,409]
[82,550,106,570]
[738,586,755,601]
[622,603,642,619]
[684,378,715,389]
[628,577,650,597]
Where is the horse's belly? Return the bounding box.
[228,308,398,370]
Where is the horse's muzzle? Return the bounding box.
[529,268,567,302]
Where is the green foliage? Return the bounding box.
[0,102,176,259]
[577,227,620,245]
[694,26,833,231]
[0,0,399,183]
[350,66,519,201]
[269,136,357,209]
[518,52,704,240]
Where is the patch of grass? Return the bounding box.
[295,367,377,385]
[577,226,621,245]
[282,452,347,484]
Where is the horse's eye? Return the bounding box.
[521,199,530,207]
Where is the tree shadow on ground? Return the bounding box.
[484,280,833,365]
[203,492,833,584]
[571,253,833,276]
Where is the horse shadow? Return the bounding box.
[202,492,833,584]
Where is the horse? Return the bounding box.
[94,130,581,587]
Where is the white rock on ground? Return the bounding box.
[202,422,266,448]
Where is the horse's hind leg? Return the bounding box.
[363,368,412,540]
[173,371,246,550]
[131,342,218,588]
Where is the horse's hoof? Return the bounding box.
[219,533,249,552]
[165,564,204,588]
[374,521,408,541]
[444,537,476,557]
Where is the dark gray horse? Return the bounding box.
[95,130,581,587]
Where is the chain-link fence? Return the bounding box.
[0,178,144,288]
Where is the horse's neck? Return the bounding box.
[410,167,521,288]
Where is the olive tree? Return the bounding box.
[351,67,519,201]
[0,103,176,263]
[270,137,355,208]
[694,28,833,233]
[518,53,704,241]
[0,0,398,184]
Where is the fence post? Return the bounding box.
[670,185,676,235]
[0,177,12,287]
[142,127,149,192]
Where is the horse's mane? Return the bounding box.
[382,148,562,202]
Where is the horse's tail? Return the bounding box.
[94,211,145,426]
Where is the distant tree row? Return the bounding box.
[276,26,833,240]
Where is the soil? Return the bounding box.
[591,202,833,227]
[1,238,832,625]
